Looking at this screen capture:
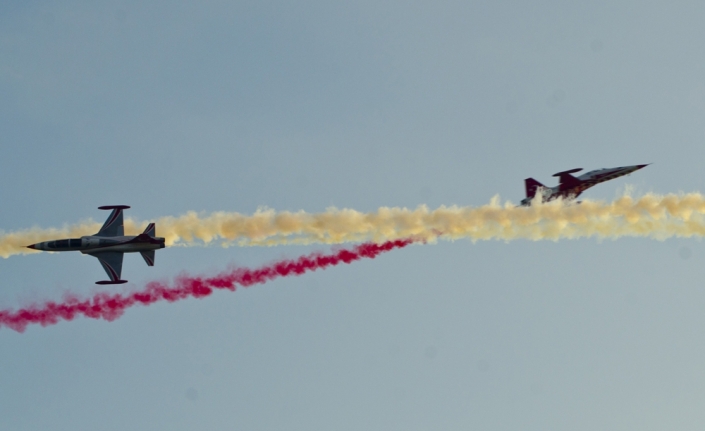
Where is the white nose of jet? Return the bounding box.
[27,242,44,251]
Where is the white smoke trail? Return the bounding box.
[4,192,705,258]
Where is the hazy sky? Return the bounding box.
[2,1,705,430]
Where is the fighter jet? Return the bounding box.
[27,206,165,284]
[520,164,649,206]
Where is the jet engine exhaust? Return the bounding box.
[0,239,414,332]
[4,192,705,256]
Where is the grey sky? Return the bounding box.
[2,1,705,430]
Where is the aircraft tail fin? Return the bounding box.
[142,223,156,237]
[140,250,155,266]
[525,178,545,199]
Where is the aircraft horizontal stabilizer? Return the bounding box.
[96,280,128,285]
[140,250,155,266]
[142,223,156,237]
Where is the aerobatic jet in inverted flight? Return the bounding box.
[27,206,165,284]
[520,164,649,206]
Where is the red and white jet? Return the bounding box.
[27,206,165,284]
[520,164,649,206]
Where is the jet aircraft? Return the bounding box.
[520,164,649,206]
[27,206,165,284]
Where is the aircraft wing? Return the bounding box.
[96,205,130,237]
[553,168,582,190]
[89,251,125,284]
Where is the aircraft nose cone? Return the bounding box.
[637,164,650,169]
[27,244,36,250]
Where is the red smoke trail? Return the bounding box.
[0,239,413,332]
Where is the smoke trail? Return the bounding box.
[0,239,413,332]
[5,192,705,259]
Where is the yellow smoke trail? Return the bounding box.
[4,192,705,259]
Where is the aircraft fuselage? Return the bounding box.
[28,234,165,254]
